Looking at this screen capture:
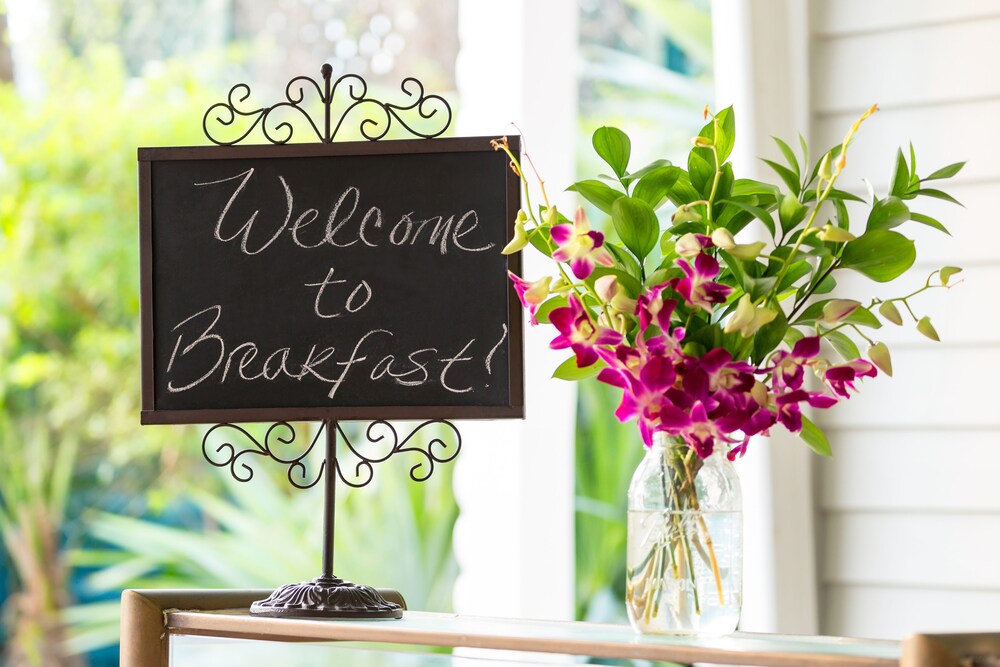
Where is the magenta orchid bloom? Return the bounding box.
[549,294,622,367]
[775,389,838,432]
[659,400,734,458]
[550,207,615,279]
[770,336,821,390]
[635,287,676,332]
[508,272,550,326]
[824,359,877,398]
[670,253,733,313]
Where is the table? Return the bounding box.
[120,589,997,667]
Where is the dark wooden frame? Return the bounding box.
[138,136,524,425]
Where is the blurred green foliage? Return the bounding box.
[0,46,459,664]
[0,46,215,664]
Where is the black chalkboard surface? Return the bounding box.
[139,137,523,425]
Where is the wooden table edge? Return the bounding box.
[163,608,899,667]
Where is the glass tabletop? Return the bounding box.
[169,635,598,667]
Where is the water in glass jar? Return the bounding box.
[626,509,742,636]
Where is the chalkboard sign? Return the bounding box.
[138,137,524,425]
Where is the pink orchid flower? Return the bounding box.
[550,207,615,280]
[508,272,551,325]
[670,253,733,313]
[658,400,733,458]
[775,389,838,432]
[769,336,821,390]
[824,359,877,398]
[549,294,622,367]
[635,287,677,332]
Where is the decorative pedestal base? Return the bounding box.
[249,576,403,619]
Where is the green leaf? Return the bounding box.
[567,179,625,215]
[924,161,965,181]
[701,106,736,163]
[832,198,850,231]
[813,273,837,294]
[910,212,950,235]
[688,150,715,197]
[606,244,642,280]
[534,295,568,324]
[802,188,866,203]
[866,196,910,231]
[752,307,788,366]
[732,178,780,200]
[777,260,812,293]
[841,229,916,282]
[527,228,553,257]
[799,415,832,457]
[778,194,808,235]
[798,134,810,176]
[889,148,909,198]
[632,166,683,208]
[623,158,672,185]
[611,197,660,261]
[772,136,800,179]
[593,127,631,178]
[553,355,604,381]
[824,329,862,361]
[914,188,963,206]
[762,159,801,195]
[718,199,776,238]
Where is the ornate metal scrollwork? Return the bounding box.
[201,422,325,489]
[202,419,461,489]
[334,420,462,488]
[202,63,453,145]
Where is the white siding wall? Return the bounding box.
[809,0,1000,639]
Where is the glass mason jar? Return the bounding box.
[626,432,742,635]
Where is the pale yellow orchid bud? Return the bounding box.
[817,223,855,243]
[595,275,619,301]
[724,294,778,337]
[524,276,552,305]
[728,241,767,260]
[878,301,903,326]
[724,294,754,335]
[940,266,962,286]
[868,342,893,377]
[751,380,769,407]
[672,203,703,224]
[917,316,940,341]
[501,219,529,255]
[543,206,558,227]
[822,299,861,325]
[675,233,704,258]
[818,153,833,183]
[710,228,736,250]
[611,293,638,314]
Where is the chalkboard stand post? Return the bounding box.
[248,420,403,619]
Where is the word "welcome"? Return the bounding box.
[194,169,495,257]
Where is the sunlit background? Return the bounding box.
[2,0,997,665]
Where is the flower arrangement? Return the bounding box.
[494,105,963,461]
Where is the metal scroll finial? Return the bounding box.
[202,65,453,145]
[201,420,462,489]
